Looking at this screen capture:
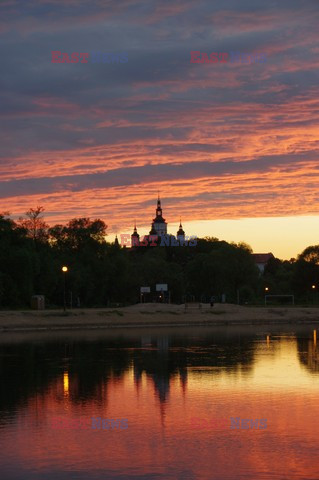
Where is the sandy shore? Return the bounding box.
[0,303,319,332]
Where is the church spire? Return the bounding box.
[156,195,163,217]
[150,195,167,236]
[177,218,185,238]
[131,220,140,247]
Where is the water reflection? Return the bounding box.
[0,325,319,479]
[297,329,319,373]
[0,329,258,414]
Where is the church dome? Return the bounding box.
[177,219,185,237]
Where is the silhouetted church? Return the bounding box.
[131,195,185,246]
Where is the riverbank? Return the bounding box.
[0,303,319,332]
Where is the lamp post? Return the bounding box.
[312,284,316,305]
[62,266,68,311]
[264,287,269,306]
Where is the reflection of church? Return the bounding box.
[131,195,185,246]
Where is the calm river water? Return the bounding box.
[0,325,319,480]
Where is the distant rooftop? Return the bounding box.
[251,253,274,263]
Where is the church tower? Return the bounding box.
[149,194,167,236]
[176,218,185,241]
[131,221,140,247]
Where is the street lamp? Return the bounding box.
[312,285,316,306]
[62,266,68,311]
[264,287,269,306]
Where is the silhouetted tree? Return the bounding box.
[18,206,49,242]
[2,210,319,308]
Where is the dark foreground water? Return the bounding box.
[0,324,319,480]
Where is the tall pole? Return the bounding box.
[62,266,68,312]
[63,274,66,311]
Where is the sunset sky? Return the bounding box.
[0,0,319,260]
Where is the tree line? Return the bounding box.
[0,207,318,308]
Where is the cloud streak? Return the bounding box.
[0,0,318,243]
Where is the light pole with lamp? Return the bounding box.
[264,287,269,306]
[62,266,68,311]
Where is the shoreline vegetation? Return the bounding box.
[0,212,319,314]
[0,303,319,332]
[2,210,319,311]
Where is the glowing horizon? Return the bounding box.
[0,0,318,262]
[107,214,319,261]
